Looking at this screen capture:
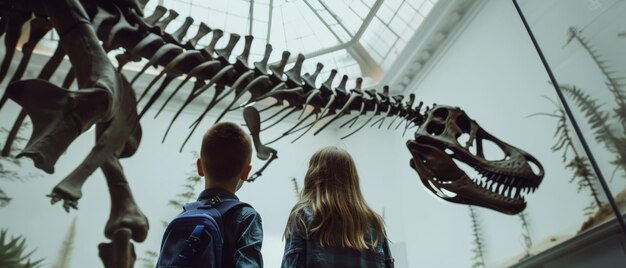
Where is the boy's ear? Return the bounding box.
[239,164,252,181]
[196,159,205,176]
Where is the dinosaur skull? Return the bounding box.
[407,105,544,214]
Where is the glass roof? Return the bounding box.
[144,0,439,87]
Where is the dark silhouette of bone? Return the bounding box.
[0,7,29,85]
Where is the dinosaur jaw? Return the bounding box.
[407,105,544,215]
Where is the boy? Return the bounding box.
[159,122,263,267]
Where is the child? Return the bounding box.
[158,122,263,267]
[281,146,394,268]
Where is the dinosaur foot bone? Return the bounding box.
[104,181,149,243]
[98,228,136,268]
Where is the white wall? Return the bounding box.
[377,0,626,267]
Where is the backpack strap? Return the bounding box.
[176,224,210,266]
[174,198,249,266]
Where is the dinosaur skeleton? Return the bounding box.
[0,0,544,267]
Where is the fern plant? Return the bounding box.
[291,177,300,198]
[468,206,486,268]
[0,123,40,207]
[137,250,159,268]
[0,229,43,268]
[562,27,626,178]
[518,212,533,257]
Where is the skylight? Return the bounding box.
[144,0,439,88]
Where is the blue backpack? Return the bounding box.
[157,197,249,268]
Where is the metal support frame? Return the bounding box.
[512,0,626,236]
[277,0,383,64]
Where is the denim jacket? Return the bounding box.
[281,207,394,268]
[197,188,264,267]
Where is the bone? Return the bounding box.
[45,75,137,210]
[267,109,317,145]
[129,33,165,59]
[91,5,118,34]
[237,35,254,67]
[203,29,224,56]
[162,79,207,142]
[7,0,124,174]
[213,70,256,124]
[1,42,66,157]
[172,16,194,42]
[101,158,148,242]
[335,75,349,96]
[341,88,379,139]
[269,51,291,79]
[215,33,241,61]
[0,16,52,113]
[7,17,53,84]
[143,5,167,25]
[243,106,278,182]
[261,106,300,132]
[387,95,404,130]
[0,11,29,85]
[137,0,150,12]
[284,53,305,86]
[153,9,179,32]
[98,228,136,268]
[254,44,273,75]
[238,76,276,108]
[186,22,211,48]
[315,77,362,135]
[131,43,183,88]
[137,50,206,118]
[302,62,324,89]
[155,60,221,119]
[320,69,337,95]
[183,84,230,137]
[103,8,139,51]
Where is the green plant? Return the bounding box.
[137,250,158,268]
[0,229,43,268]
[533,100,603,215]
[52,217,76,268]
[562,27,626,178]
[290,177,300,198]
[518,212,532,256]
[468,206,486,268]
[0,123,40,207]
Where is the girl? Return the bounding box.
[281,147,394,267]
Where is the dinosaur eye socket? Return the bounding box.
[426,121,445,136]
[432,107,449,120]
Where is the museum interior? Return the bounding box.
[1,0,625,267]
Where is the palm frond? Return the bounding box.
[0,229,43,268]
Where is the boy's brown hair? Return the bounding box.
[200,122,252,181]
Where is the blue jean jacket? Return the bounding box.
[281,207,394,268]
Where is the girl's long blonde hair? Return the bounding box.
[284,147,386,250]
